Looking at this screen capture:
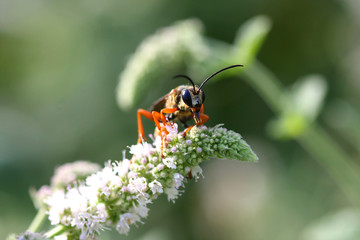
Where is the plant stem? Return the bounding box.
[298,124,360,206]
[242,60,287,114]
[26,208,47,233]
[45,225,66,238]
[243,60,360,207]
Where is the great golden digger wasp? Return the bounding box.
[137,65,243,155]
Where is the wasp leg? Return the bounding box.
[159,108,178,129]
[151,111,163,133]
[151,111,167,157]
[200,104,205,114]
[151,108,177,134]
[137,109,154,143]
[184,112,209,136]
[151,108,177,157]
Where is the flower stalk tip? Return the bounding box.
[27,124,257,239]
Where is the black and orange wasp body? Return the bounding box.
[136,65,243,155]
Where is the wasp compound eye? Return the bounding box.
[182,89,193,107]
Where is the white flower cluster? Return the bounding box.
[37,124,257,239]
[51,161,101,190]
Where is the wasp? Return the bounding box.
[136,65,243,154]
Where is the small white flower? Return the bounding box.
[54,235,67,240]
[51,161,101,189]
[131,203,149,218]
[153,135,162,149]
[135,193,151,206]
[171,146,178,153]
[129,142,154,158]
[163,157,177,169]
[165,123,178,141]
[116,213,141,235]
[121,186,128,192]
[86,174,106,197]
[128,177,147,193]
[78,185,100,206]
[66,187,88,214]
[173,173,184,189]
[191,166,204,181]
[165,187,179,202]
[157,163,164,170]
[116,217,130,235]
[127,171,138,179]
[86,165,123,198]
[46,190,67,225]
[72,203,108,240]
[113,159,130,177]
[17,231,48,240]
[149,180,163,194]
[36,185,52,204]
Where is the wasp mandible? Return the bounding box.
[136,64,243,152]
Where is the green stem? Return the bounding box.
[45,225,66,238]
[243,60,360,207]
[26,208,47,233]
[298,125,360,205]
[242,60,287,114]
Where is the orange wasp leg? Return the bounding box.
[184,106,209,136]
[184,113,210,135]
[152,108,178,157]
[159,107,178,129]
[137,107,178,157]
[200,104,205,114]
[137,109,154,143]
[184,106,209,179]
[151,108,178,133]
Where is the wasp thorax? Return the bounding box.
[181,88,205,108]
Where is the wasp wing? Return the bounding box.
[149,94,168,112]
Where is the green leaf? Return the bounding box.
[266,112,307,140]
[116,19,207,110]
[291,74,327,121]
[266,74,327,140]
[232,15,272,66]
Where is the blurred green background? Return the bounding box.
[1,0,360,239]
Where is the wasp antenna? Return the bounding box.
[199,65,243,90]
[173,74,196,91]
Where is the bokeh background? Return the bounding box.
[1,0,360,239]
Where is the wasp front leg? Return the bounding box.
[184,111,209,136]
[187,113,209,131]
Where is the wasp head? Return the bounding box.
[174,64,243,123]
[180,87,205,123]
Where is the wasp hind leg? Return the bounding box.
[137,109,154,143]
